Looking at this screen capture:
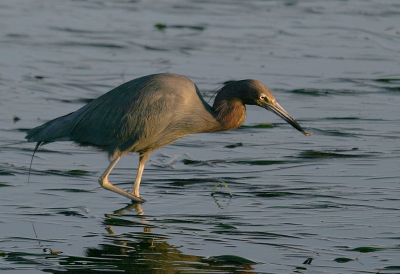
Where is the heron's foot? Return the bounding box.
[131,197,146,203]
[124,190,145,203]
[129,193,146,203]
[98,177,145,203]
[129,191,146,203]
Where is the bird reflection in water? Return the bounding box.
[67,203,258,273]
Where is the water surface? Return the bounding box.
[1,1,400,273]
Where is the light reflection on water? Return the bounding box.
[1,0,400,273]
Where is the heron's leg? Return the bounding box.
[131,152,150,197]
[98,156,145,203]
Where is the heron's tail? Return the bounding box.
[25,114,76,182]
[25,113,74,143]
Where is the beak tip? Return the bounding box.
[267,103,311,137]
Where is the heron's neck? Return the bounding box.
[212,93,246,131]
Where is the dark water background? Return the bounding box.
[1,0,400,273]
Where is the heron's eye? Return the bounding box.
[259,95,267,101]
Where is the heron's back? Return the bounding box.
[26,73,219,158]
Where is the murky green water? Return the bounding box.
[1,1,400,273]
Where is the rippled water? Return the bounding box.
[1,0,400,273]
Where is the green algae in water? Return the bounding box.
[67,169,89,175]
[13,115,21,123]
[181,159,219,166]
[57,210,86,217]
[334,257,354,263]
[351,246,385,253]
[384,266,400,270]
[50,188,91,193]
[225,142,243,148]
[155,23,167,30]
[375,78,400,83]
[182,158,286,166]
[298,150,370,159]
[240,123,274,129]
[256,191,296,198]
[182,159,201,165]
[209,255,259,265]
[155,23,205,31]
[0,170,14,176]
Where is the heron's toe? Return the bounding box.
[130,195,146,203]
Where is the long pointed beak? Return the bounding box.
[265,102,310,136]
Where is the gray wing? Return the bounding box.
[26,73,209,154]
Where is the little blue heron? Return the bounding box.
[26,73,310,202]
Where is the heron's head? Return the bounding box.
[235,79,311,136]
